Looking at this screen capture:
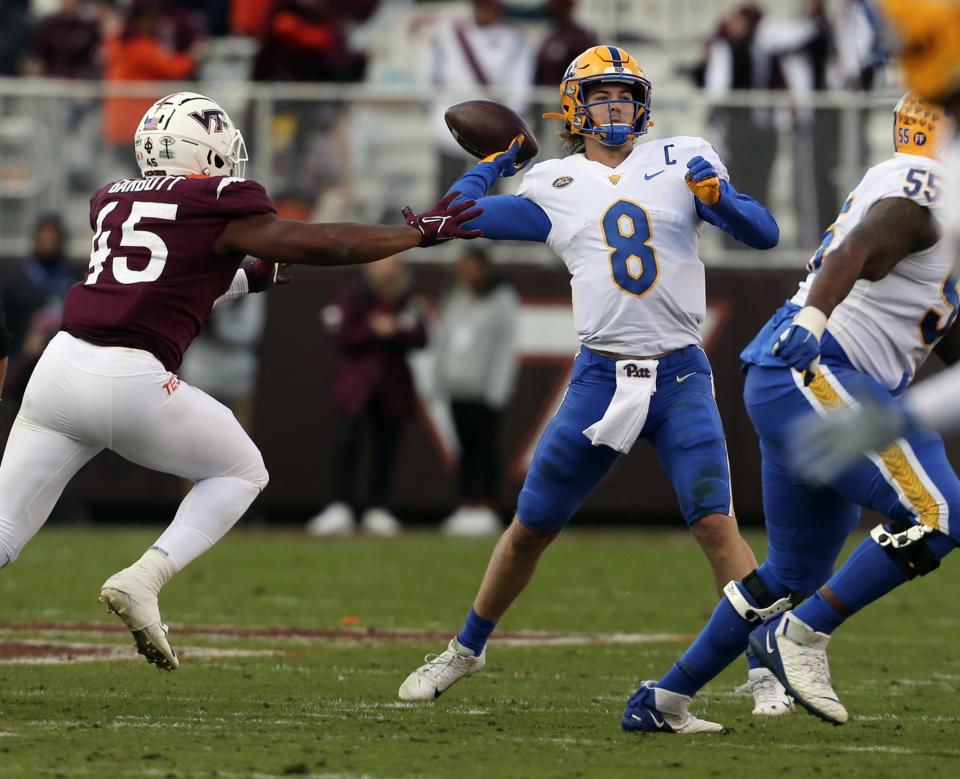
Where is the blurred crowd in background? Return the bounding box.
[0,0,898,259]
[0,0,884,91]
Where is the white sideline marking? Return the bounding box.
[0,639,278,665]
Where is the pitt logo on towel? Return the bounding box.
[624,364,651,379]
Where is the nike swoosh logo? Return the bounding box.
[676,372,697,383]
[644,170,664,180]
[649,713,665,728]
[766,631,775,654]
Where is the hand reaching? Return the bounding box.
[402,192,484,247]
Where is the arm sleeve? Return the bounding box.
[696,179,780,249]
[444,161,552,242]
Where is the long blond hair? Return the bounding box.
[558,129,585,155]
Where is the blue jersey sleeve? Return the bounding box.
[462,195,551,242]
[696,179,779,249]
[445,161,552,242]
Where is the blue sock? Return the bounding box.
[797,531,956,631]
[457,608,498,656]
[659,587,758,697]
[791,591,846,635]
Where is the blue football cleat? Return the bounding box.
[621,680,724,734]
[748,612,848,725]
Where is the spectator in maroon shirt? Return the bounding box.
[33,0,101,78]
[307,255,428,537]
[533,0,596,86]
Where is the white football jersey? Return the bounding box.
[517,136,727,355]
[791,153,952,390]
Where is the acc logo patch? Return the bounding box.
[552,176,574,189]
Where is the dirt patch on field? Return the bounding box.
[0,621,691,646]
[0,640,116,660]
[0,621,692,665]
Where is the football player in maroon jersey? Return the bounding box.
[0,91,482,671]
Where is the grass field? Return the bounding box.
[1,525,959,778]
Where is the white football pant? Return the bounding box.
[0,332,268,569]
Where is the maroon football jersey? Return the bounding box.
[62,175,276,371]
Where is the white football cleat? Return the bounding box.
[306,502,356,537]
[398,637,486,701]
[441,506,503,537]
[99,569,178,671]
[741,667,794,716]
[360,507,402,537]
[749,612,848,724]
[622,681,725,734]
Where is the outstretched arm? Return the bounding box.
[215,195,483,266]
[445,136,552,242]
[687,156,779,249]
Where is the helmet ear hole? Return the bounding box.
[214,154,225,169]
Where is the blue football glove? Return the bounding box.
[480,134,530,178]
[685,155,721,206]
[771,306,827,385]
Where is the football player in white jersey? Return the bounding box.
[792,0,960,476]
[728,0,960,726]
[397,45,781,719]
[628,92,959,732]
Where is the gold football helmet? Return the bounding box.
[543,45,652,146]
[893,92,950,159]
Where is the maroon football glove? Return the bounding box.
[402,191,484,247]
[242,258,293,293]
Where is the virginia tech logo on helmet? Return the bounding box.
[189,109,226,134]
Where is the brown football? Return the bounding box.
[444,100,539,163]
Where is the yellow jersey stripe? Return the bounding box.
[807,373,940,528]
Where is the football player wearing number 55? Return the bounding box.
[398,45,780,721]
[631,93,959,732]
[0,91,483,673]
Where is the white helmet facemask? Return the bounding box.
[134,92,248,178]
